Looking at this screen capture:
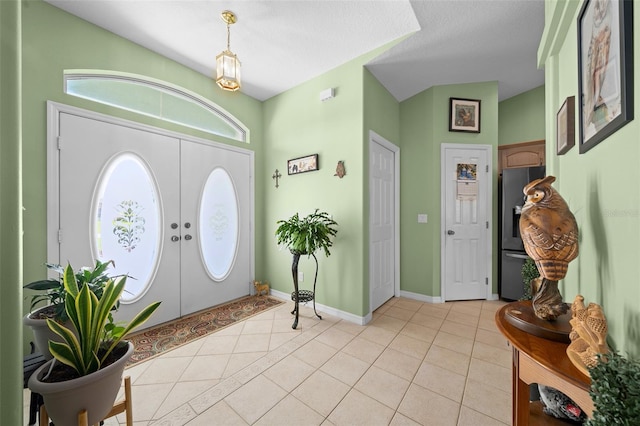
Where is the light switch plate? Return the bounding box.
[418,214,428,223]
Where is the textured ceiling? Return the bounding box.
[45,0,545,102]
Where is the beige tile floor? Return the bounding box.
[24,297,513,426]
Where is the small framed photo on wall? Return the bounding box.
[287,154,319,175]
[556,96,575,155]
[449,98,481,133]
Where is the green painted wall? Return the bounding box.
[21,0,264,348]
[498,85,546,145]
[399,82,500,297]
[263,52,367,317]
[540,1,640,355]
[0,1,23,424]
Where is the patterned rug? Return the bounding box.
[126,295,284,365]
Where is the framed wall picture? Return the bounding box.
[578,0,634,154]
[449,98,481,133]
[287,154,319,175]
[556,96,575,155]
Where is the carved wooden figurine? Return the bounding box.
[567,295,609,376]
[520,176,579,320]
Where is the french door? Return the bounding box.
[51,105,253,328]
[180,139,252,315]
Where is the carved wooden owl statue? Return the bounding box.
[520,175,579,280]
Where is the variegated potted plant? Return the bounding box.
[23,260,117,359]
[28,263,160,426]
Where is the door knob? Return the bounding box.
[447,230,455,235]
[171,223,178,229]
[184,222,191,229]
[184,234,193,241]
[171,235,180,242]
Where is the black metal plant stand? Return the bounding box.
[290,252,322,329]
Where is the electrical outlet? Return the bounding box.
[299,271,304,282]
[418,214,428,223]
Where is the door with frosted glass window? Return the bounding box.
[56,111,252,328]
[180,140,252,315]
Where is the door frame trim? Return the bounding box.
[439,143,493,301]
[368,130,400,314]
[46,101,255,288]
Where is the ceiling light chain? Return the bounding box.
[215,10,241,92]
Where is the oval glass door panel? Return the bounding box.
[199,168,239,281]
[92,152,161,302]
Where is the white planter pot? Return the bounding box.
[23,306,71,360]
[28,341,133,426]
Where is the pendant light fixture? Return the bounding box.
[216,10,241,92]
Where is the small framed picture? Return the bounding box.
[287,154,319,175]
[449,98,481,133]
[556,96,575,155]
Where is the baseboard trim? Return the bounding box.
[399,290,444,304]
[269,288,499,325]
[269,289,372,326]
[399,290,501,303]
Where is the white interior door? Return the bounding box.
[180,139,252,315]
[58,112,181,327]
[441,144,491,301]
[369,132,399,312]
[52,106,254,328]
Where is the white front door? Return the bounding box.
[58,112,181,326]
[52,106,253,328]
[180,140,252,315]
[441,144,492,301]
[369,131,399,312]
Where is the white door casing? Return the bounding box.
[440,144,492,301]
[47,102,254,328]
[369,131,400,312]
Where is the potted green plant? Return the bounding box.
[275,209,338,329]
[28,262,160,426]
[586,351,640,425]
[23,260,118,359]
[520,257,540,301]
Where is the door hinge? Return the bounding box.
[58,229,63,243]
[486,165,489,172]
[57,136,63,150]
[485,277,489,285]
[486,221,489,229]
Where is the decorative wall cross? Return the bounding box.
[272,169,282,188]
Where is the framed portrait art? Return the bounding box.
[557,96,575,155]
[287,154,319,175]
[449,98,481,133]
[578,0,634,154]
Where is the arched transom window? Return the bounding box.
[64,70,249,143]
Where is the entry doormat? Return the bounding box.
[126,295,284,366]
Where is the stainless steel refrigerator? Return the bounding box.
[499,166,545,300]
